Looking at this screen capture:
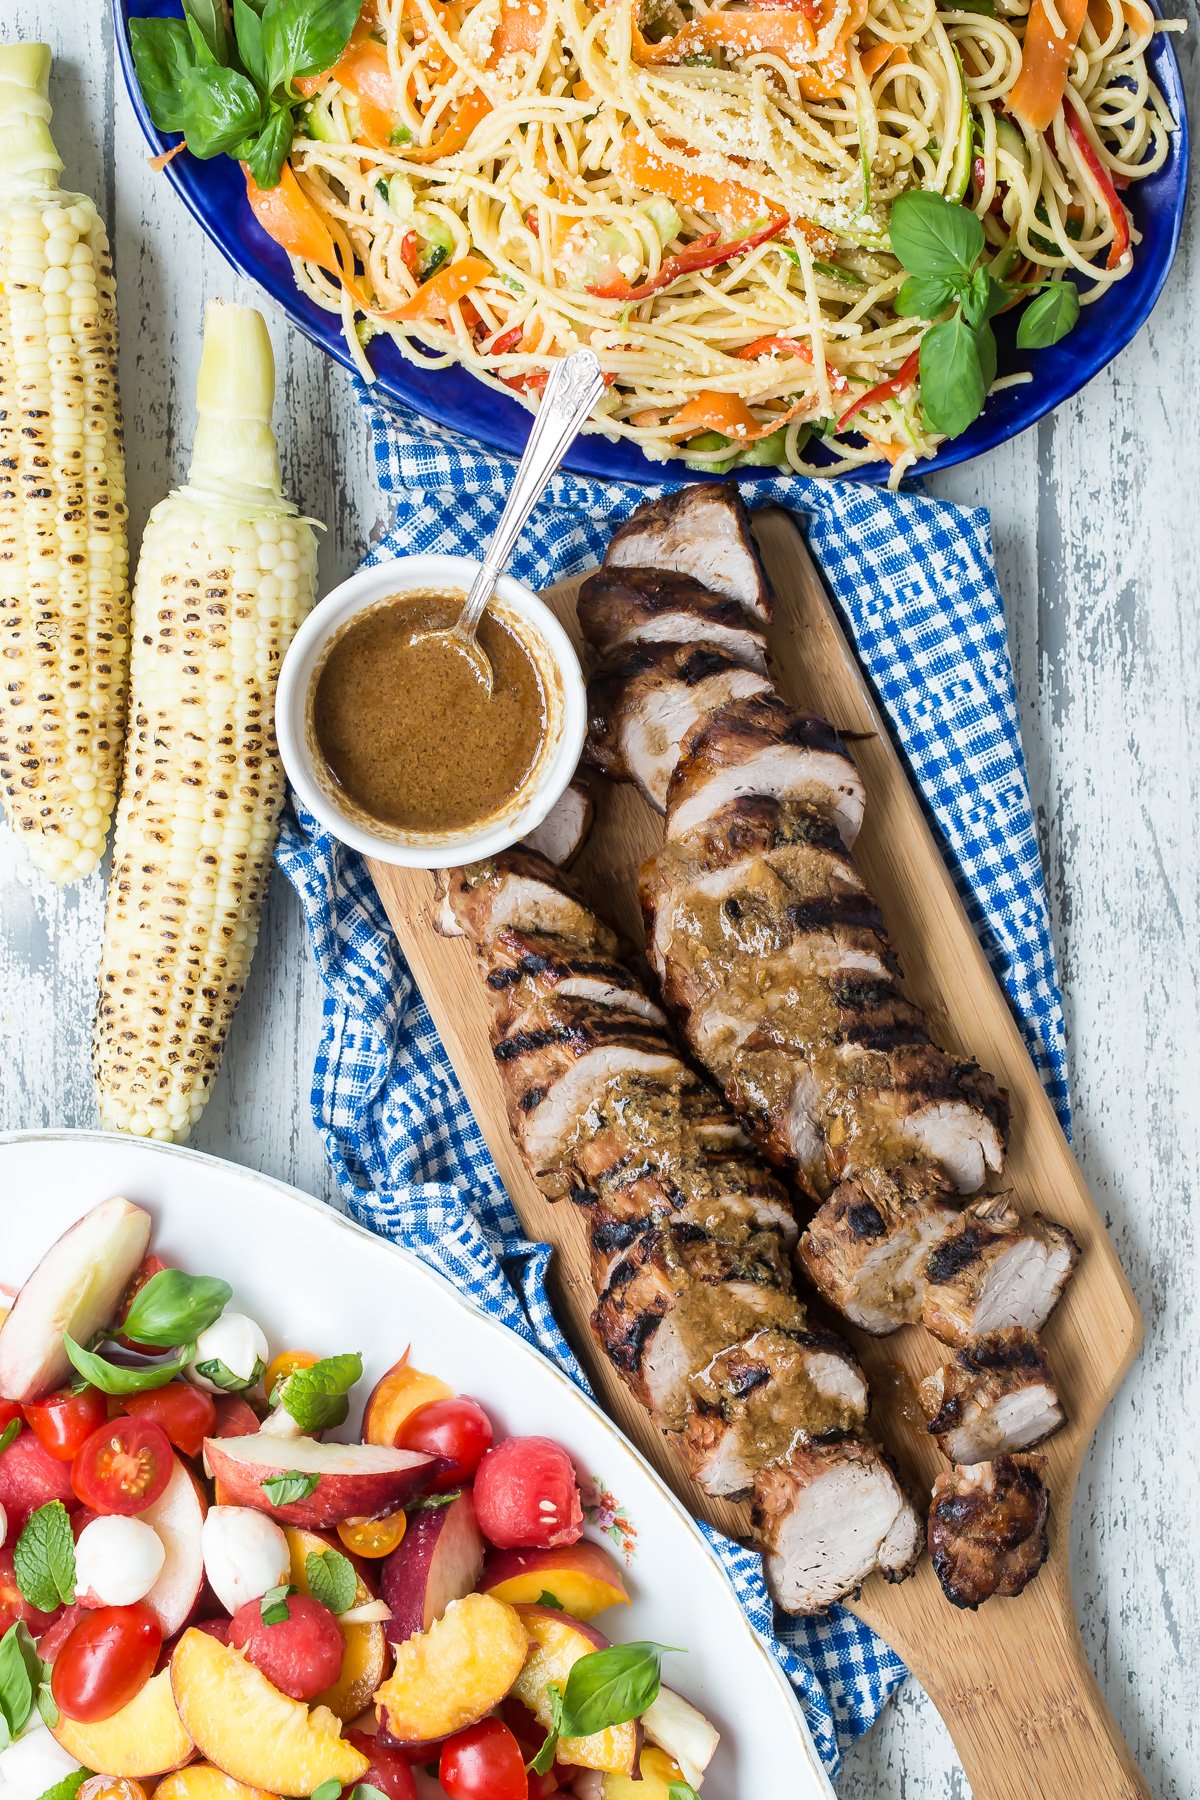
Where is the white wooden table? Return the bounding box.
[2,5,1197,1793]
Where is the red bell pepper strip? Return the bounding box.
[1063,99,1130,269]
[736,335,814,362]
[837,345,921,430]
[587,216,788,303]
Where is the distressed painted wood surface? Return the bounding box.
[0,5,1196,1793]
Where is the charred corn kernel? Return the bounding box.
[0,44,129,881]
[93,302,318,1142]
[265,1349,318,1399]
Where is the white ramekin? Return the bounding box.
[276,555,586,868]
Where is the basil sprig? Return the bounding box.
[0,1623,56,1748]
[889,189,1080,438]
[530,1642,682,1773]
[130,0,364,190]
[122,1269,232,1348]
[274,1353,362,1433]
[64,1334,193,1396]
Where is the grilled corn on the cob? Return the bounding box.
[94,302,318,1141]
[0,43,128,881]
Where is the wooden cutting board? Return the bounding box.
[368,509,1147,1800]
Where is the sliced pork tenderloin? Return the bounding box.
[435,853,617,951]
[521,777,593,867]
[928,1454,1050,1608]
[603,482,774,619]
[753,1439,923,1613]
[920,1328,1065,1462]
[577,567,768,670]
[798,1166,964,1333]
[919,1197,1081,1346]
[586,641,771,810]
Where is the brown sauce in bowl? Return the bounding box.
[311,591,548,834]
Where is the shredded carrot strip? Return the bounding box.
[390,254,491,321]
[634,9,816,64]
[148,142,186,172]
[618,137,780,230]
[405,90,492,162]
[859,37,901,76]
[667,390,813,440]
[488,0,546,61]
[1009,0,1091,130]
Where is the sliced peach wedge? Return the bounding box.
[511,1606,641,1776]
[372,1592,527,1747]
[52,1668,193,1778]
[155,1767,277,1800]
[362,1353,452,1448]
[481,1540,629,1620]
[170,1627,369,1793]
[202,1435,436,1528]
[284,1525,388,1721]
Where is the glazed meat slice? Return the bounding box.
[920,1197,1080,1346]
[585,1168,798,1285]
[586,641,771,811]
[798,1166,963,1333]
[920,1328,1065,1462]
[436,853,617,952]
[522,777,593,867]
[665,694,866,849]
[686,1327,870,1498]
[603,483,774,619]
[754,1439,924,1612]
[577,568,768,671]
[928,1454,1050,1608]
[483,927,667,1033]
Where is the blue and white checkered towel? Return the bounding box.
[276,385,1071,1782]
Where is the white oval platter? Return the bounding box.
[0,1129,835,1799]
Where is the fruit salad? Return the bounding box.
[0,1201,719,1800]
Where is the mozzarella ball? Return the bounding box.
[201,1505,289,1616]
[0,1721,81,1800]
[258,1404,303,1440]
[187,1313,269,1393]
[74,1515,166,1607]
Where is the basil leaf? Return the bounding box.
[0,1419,22,1456]
[14,1504,76,1614]
[305,1549,358,1615]
[669,1786,703,1800]
[889,190,984,281]
[36,1772,91,1800]
[959,264,993,327]
[233,0,271,89]
[560,1642,680,1739]
[975,318,998,393]
[129,19,200,134]
[262,1470,320,1506]
[311,1781,342,1800]
[36,1677,59,1728]
[260,1583,294,1625]
[1016,280,1080,348]
[536,1590,564,1611]
[347,1786,391,1800]
[122,1270,232,1349]
[918,314,989,437]
[261,0,363,91]
[179,64,266,159]
[529,1682,565,1776]
[407,1489,461,1511]
[894,273,957,319]
[276,1353,362,1434]
[183,0,231,62]
[195,1356,264,1393]
[64,1335,192,1396]
[0,1623,40,1743]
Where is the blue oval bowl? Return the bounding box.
[114,0,1188,485]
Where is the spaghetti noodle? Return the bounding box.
[279,0,1179,481]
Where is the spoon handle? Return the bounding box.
[458,348,606,636]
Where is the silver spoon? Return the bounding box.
[415,347,607,695]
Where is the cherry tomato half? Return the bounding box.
[71,1417,173,1516]
[122,1384,216,1461]
[438,1718,528,1800]
[0,1400,22,1432]
[342,1729,417,1800]
[25,1388,109,1463]
[50,1603,161,1723]
[396,1398,493,1494]
[336,1509,407,1559]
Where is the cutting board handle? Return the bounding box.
[912,1554,1150,1800]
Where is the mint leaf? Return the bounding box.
[260,1583,294,1625]
[35,1772,91,1800]
[122,1270,231,1348]
[918,314,989,437]
[890,190,984,281]
[14,1504,76,1613]
[262,1470,320,1506]
[0,1419,22,1456]
[560,1642,681,1739]
[276,1353,362,1434]
[894,274,958,319]
[347,1786,391,1800]
[305,1550,358,1615]
[1016,281,1080,348]
[64,1335,192,1396]
[407,1489,461,1512]
[311,1781,343,1800]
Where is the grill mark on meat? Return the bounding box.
[847,1202,887,1239]
[925,1224,993,1284]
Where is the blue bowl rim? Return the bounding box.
[112,0,1189,487]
